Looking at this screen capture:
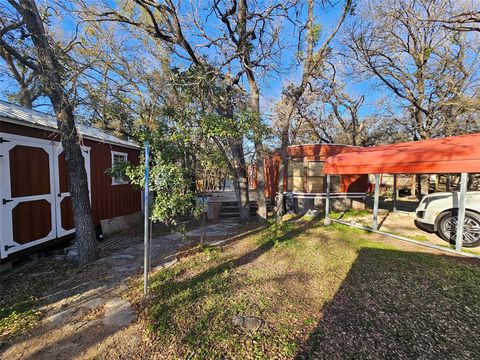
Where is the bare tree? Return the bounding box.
[437,11,480,33]
[85,0,255,222]
[207,0,293,219]
[420,0,480,33]
[0,47,42,107]
[289,87,407,147]
[274,0,352,216]
[0,0,97,264]
[318,82,365,146]
[346,0,480,140]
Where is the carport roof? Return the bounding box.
[324,133,480,175]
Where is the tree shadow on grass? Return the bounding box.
[0,221,270,356]
[147,220,316,348]
[295,247,480,359]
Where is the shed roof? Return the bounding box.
[0,100,140,149]
[324,133,480,175]
[287,143,362,158]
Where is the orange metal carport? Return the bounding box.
[322,133,480,257]
[323,133,480,175]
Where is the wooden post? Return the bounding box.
[393,174,397,212]
[373,174,380,231]
[455,172,468,252]
[324,174,331,226]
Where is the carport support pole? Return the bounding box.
[324,174,331,226]
[455,172,468,252]
[393,174,397,212]
[372,174,380,231]
[144,141,150,297]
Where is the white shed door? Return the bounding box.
[0,133,91,259]
[0,134,57,258]
[53,144,91,238]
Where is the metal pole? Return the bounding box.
[455,172,468,252]
[393,174,397,212]
[324,174,331,226]
[143,141,150,297]
[373,174,380,231]
[149,218,153,271]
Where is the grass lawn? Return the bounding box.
[138,218,480,359]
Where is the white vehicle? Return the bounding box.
[415,191,480,248]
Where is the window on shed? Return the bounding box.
[306,161,324,193]
[111,151,129,184]
[287,160,305,192]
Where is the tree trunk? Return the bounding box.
[237,0,267,220]
[275,124,289,217]
[18,0,97,264]
[351,114,357,146]
[19,85,33,108]
[416,174,422,200]
[229,139,250,222]
[254,141,267,219]
[273,0,350,217]
[55,101,98,264]
[275,95,299,217]
[248,86,267,219]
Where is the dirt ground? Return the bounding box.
[1,216,478,359]
[124,218,480,358]
[0,219,247,360]
[339,208,480,255]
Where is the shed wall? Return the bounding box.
[262,144,369,199]
[1,121,141,227]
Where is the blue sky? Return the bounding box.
[0,0,382,119]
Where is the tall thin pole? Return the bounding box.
[455,172,468,252]
[373,174,380,231]
[392,174,397,212]
[144,141,150,297]
[324,174,331,226]
[149,218,153,271]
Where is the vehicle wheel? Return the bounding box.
[436,210,480,248]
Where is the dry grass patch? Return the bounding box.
[140,219,480,359]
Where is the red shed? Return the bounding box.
[259,144,369,213]
[0,101,142,260]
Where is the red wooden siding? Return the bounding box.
[60,197,75,230]
[1,121,141,229]
[58,151,69,193]
[84,139,141,225]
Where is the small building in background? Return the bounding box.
[0,101,142,261]
[252,144,369,213]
